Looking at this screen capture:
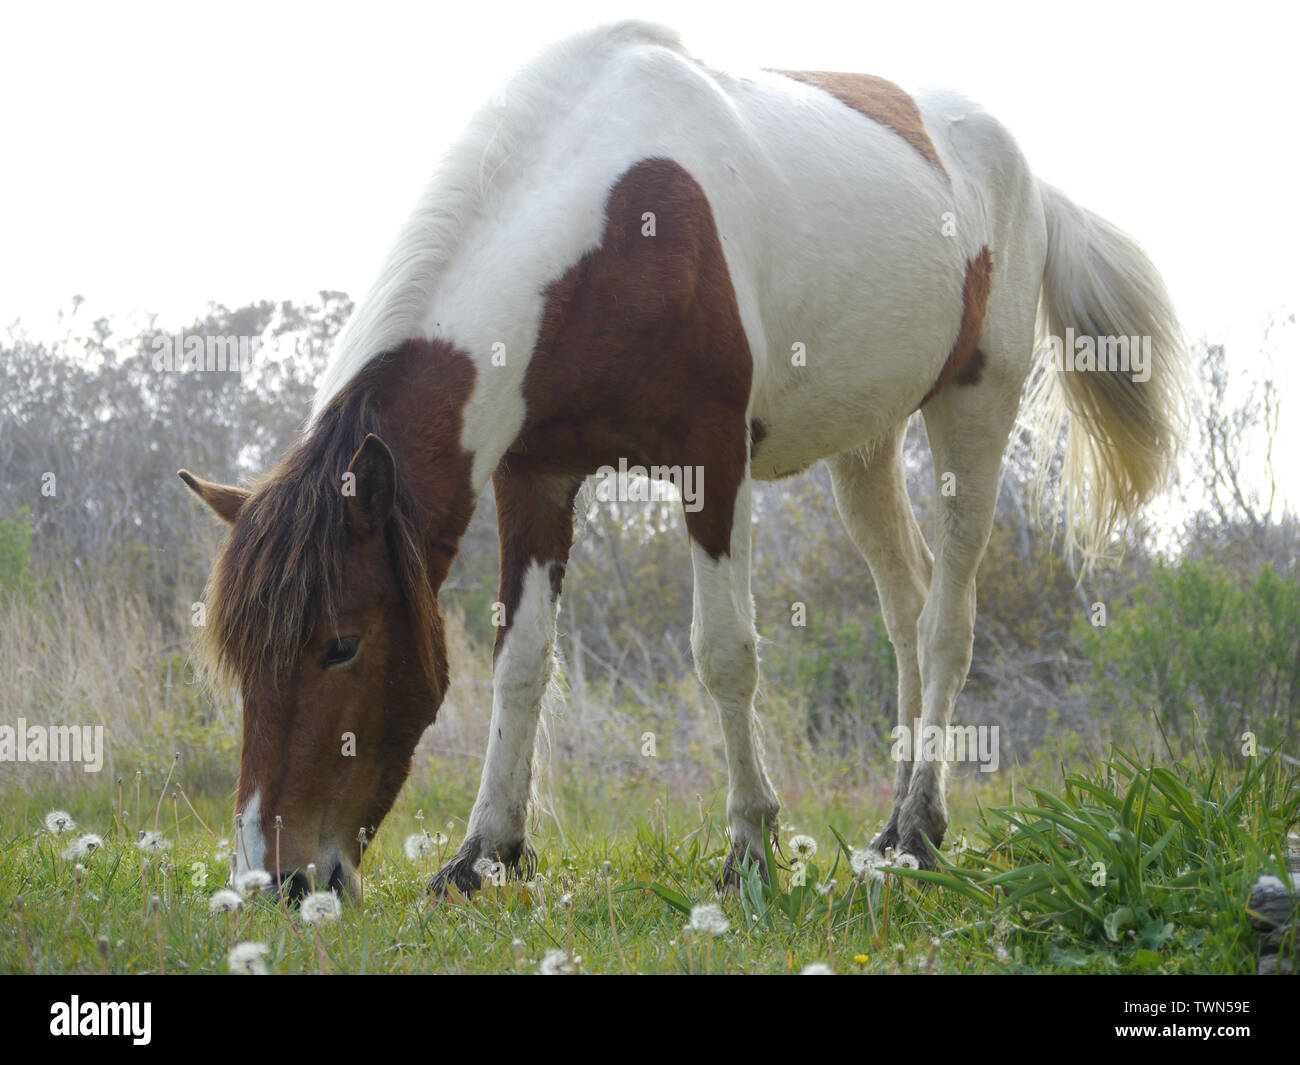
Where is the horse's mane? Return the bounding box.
[199,356,440,694]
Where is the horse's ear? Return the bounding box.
[178,470,249,525]
[345,434,396,541]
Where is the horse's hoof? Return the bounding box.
[874,823,901,855]
[429,849,483,899]
[896,830,943,872]
[428,836,537,899]
[715,844,768,895]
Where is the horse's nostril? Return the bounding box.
[327,863,347,897]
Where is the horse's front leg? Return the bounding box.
[430,462,580,897]
[687,472,781,888]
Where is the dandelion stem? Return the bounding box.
[15,897,35,971]
[152,753,179,833]
[154,901,166,975]
[603,870,629,974]
[175,783,216,838]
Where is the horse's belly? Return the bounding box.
[748,388,911,481]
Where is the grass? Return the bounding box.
[1,750,1294,975]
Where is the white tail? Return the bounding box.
[1026,180,1191,563]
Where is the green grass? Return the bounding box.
[1,751,1294,974]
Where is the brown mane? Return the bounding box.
[198,354,442,694]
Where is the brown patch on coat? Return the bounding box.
[919,246,993,407]
[771,69,949,179]
[492,456,582,658]
[508,157,753,561]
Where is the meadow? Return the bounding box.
[3,744,1294,975]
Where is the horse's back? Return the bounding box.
[425,27,1041,482]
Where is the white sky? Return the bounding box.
[2,0,1296,506]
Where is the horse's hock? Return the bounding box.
[1249,834,1300,974]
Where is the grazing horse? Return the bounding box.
[180,21,1186,898]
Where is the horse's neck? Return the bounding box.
[368,337,480,590]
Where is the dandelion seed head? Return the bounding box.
[474,858,506,887]
[687,902,730,936]
[209,889,243,913]
[300,891,342,925]
[789,834,818,861]
[800,962,834,974]
[404,832,435,861]
[62,833,104,861]
[896,852,920,871]
[431,831,449,847]
[228,941,270,975]
[538,948,578,974]
[136,830,171,854]
[234,869,273,896]
[45,810,76,835]
[850,848,886,882]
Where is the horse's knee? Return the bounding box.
[691,627,758,703]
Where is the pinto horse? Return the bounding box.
[180,21,1186,899]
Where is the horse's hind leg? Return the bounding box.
[688,469,780,886]
[826,427,933,854]
[430,460,581,896]
[899,352,1024,868]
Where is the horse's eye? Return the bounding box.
[323,637,360,669]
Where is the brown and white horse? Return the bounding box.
[181,21,1186,899]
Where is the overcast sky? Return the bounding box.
[2,1,1296,505]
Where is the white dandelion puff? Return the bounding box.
[136,830,171,854]
[789,834,818,861]
[432,831,449,847]
[300,891,342,925]
[801,962,835,974]
[209,889,243,913]
[895,852,920,871]
[474,858,506,887]
[404,832,435,861]
[45,810,76,835]
[850,848,886,882]
[234,869,273,896]
[227,941,270,974]
[687,903,730,936]
[62,833,104,861]
[538,948,578,974]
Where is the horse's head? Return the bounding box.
[180,431,448,902]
